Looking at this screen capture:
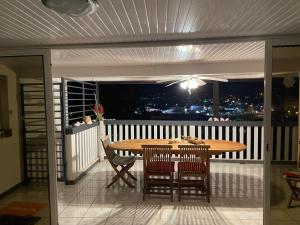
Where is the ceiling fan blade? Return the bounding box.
[165,80,183,87]
[155,80,175,83]
[196,76,228,82]
[272,72,299,77]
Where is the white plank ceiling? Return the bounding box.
[52,41,264,66]
[0,0,300,47]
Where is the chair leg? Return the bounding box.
[108,163,135,188]
[178,173,181,202]
[106,174,119,188]
[143,176,147,201]
[288,193,294,208]
[287,180,297,208]
[119,164,135,188]
[170,173,173,202]
[125,169,137,181]
[106,165,122,188]
[207,174,211,196]
[205,178,210,203]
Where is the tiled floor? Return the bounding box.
[58,160,263,225]
[270,164,300,225]
[0,181,51,225]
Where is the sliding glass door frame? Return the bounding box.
[264,36,300,225]
[0,49,57,225]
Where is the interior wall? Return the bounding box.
[0,64,22,194]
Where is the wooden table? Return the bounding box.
[110,139,246,155]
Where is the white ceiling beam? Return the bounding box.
[52,60,263,80]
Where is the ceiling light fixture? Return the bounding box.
[42,0,99,17]
[177,45,193,52]
[180,78,206,95]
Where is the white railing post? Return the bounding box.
[239,126,244,160]
[103,120,297,162]
[246,126,251,160]
[254,126,259,160]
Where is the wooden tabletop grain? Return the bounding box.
[110,139,246,155]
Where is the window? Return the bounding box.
[66,81,97,125]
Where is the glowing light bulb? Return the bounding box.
[179,79,206,94]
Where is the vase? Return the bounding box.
[99,120,106,138]
[98,120,106,161]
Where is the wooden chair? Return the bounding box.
[283,171,300,207]
[142,144,174,202]
[101,136,137,188]
[178,144,210,202]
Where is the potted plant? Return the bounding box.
[92,93,105,137]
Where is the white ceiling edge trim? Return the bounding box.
[52,60,264,79]
[62,73,264,82]
[7,35,267,50]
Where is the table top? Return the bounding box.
[110,139,246,155]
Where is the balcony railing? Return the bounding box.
[104,120,298,162]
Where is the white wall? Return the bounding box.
[0,64,22,194]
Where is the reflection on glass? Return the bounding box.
[219,80,264,121]
[271,47,300,224]
[0,56,51,225]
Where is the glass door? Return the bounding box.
[266,43,300,225]
[0,50,57,225]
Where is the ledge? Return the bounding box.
[66,122,99,135]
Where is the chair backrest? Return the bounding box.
[141,144,172,171]
[101,135,117,160]
[178,144,210,173]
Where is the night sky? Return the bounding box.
[98,80,264,120]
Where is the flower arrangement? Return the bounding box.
[92,93,104,121]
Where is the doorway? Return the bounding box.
[0,51,57,225]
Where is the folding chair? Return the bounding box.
[178,144,210,202]
[142,144,174,202]
[283,171,300,208]
[101,136,137,188]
